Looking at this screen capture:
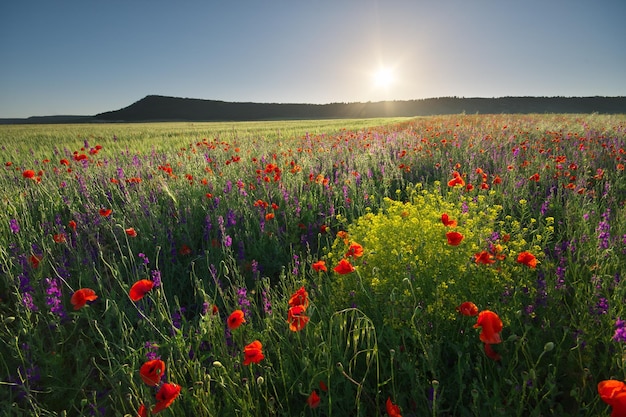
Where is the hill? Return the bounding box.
[2,96,625,124]
[95,95,626,122]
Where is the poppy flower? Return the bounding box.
[68,220,77,231]
[137,404,148,417]
[386,397,402,417]
[319,380,328,392]
[446,231,464,246]
[139,359,166,386]
[517,251,537,268]
[288,286,309,309]
[152,382,181,414]
[474,310,503,344]
[265,212,275,221]
[307,390,321,409]
[312,260,327,272]
[125,227,137,237]
[447,171,465,187]
[29,254,42,269]
[243,340,264,365]
[474,251,495,265]
[441,213,457,227]
[70,288,98,310]
[287,305,309,331]
[129,279,154,301]
[528,173,540,182]
[179,244,192,255]
[456,301,479,317]
[333,259,355,275]
[227,309,246,330]
[345,242,364,258]
[483,343,501,361]
[99,208,112,217]
[22,169,36,179]
[598,380,626,417]
[53,233,67,243]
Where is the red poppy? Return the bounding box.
[474,310,503,344]
[483,343,501,361]
[137,404,148,417]
[333,259,355,274]
[446,231,464,246]
[312,260,327,272]
[456,301,479,317]
[179,244,192,255]
[68,220,77,231]
[345,242,364,258]
[139,359,166,386]
[265,212,275,221]
[125,227,137,237]
[227,309,246,330]
[307,390,321,409]
[129,279,154,301]
[386,397,402,417]
[22,169,36,179]
[288,286,310,309]
[70,288,98,310]
[99,208,112,217]
[60,159,70,166]
[441,213,457,227]
[287,305,309,331]
[29,254,42,269]
[447,171,465,187]
[243,340,264,365]
[528,173,540,182]
[598,380,626,417]
[474,251,495,265]
[152,382,181,414]
[53,233,67,243]
[517,251,537,268]
[319,380,328,392]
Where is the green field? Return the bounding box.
[1,114,626,416]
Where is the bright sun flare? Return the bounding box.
[372,67,395,89]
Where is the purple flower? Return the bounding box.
[613,318,626,343]
[22,292,38,312]
[172,307,186,330]
[262,288,272,315]
[144,341,160,360]
[237,287,251,317]
[9,219,20,234]
[201,301,210,316]
[138,253,150,265]
[45,277,67,320]
[151,270,162,288]
[593,297,609,315]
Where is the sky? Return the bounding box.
[1,0,625,118]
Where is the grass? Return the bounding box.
[1,114,625,416]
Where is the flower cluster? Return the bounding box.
[287,286,310,331]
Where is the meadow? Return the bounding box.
[1,114,625,416]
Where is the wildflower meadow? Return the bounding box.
[1,114,626,416]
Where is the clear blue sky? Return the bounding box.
[1,0,625,118]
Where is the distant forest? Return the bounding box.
[3,95,626,124]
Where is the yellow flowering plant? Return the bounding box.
[327,184,505,328]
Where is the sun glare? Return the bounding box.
[372,67,395,89]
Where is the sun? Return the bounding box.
[372,67,395,89]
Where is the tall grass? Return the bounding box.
[1,114,625,416]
